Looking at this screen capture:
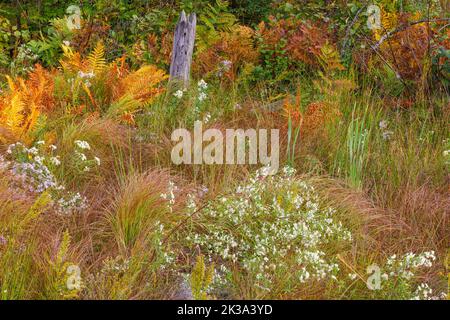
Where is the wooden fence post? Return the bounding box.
[169,11,197,88]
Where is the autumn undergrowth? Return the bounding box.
[0,22,448,300]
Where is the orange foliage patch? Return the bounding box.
[302,101,342,136]
[0,64,55,141]
[381,15,432,80]
[257,17,332,69]
[193,25,259,81]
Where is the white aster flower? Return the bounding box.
[76,152,87,161]
[74,140,91,150]
[173,89,184,99]
[198,92,207,102]
[50,156,61,166]
[197,79,208,90]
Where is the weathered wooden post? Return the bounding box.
[169,11,197,88]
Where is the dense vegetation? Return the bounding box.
[0,0,448,300]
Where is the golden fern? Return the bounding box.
[381,7,398,32]
[5,92,25,133]
[60,45,87,72]
[55,230,71,267]
[190,254,215,300]
[60,42,106,74]
[114,65,168,104]
[0,71,50,141]
[46,230,82,299]
[14,191,51,237]
[87,42,106,74]
[2,76,25,135]
[22,104,40,139]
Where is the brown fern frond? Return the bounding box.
[24,64,55,112]
[193,24,258,80]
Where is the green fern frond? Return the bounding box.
[107,94,141,119]
[318,44,345,73]
[196,0,237,52]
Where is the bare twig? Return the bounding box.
[341,1,369,56]
[358,33,410,89]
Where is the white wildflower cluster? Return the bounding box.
[161,181,178,213]
[56,192,88,215]
[217,60,232,77]
[3,141,89,215]
[190,79,209,119]
[73,140,100,172]
[379,120,393,141]
[16,44,39,62]
[411,283,447,300]
[101,256,130,274]
[186,193,198,212]
[348,273,358,280]
[14,44,39,74]
[373,251,446,300]
[203,112,212,124]
[210,264,230,290]
[197,79,208,102]
[385,251,436,280]
[0,155,10,171]
[174,89,184,99]
[153,221,176,270]
[187,166,353,291]
[77,70,95,87]
[6,142,62,193]
[11,161,59,193]
[74,140,91,150]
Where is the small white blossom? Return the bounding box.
[174,90,184,99]
[74,140,91,150]
[28,147,38,155]
[197,79,208,90]
[348,273,358,280]
[379,120,388,129]
[198,92,207,102]
[76,151,87,161]
[77,71,95,79]
[50,156,61,166]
